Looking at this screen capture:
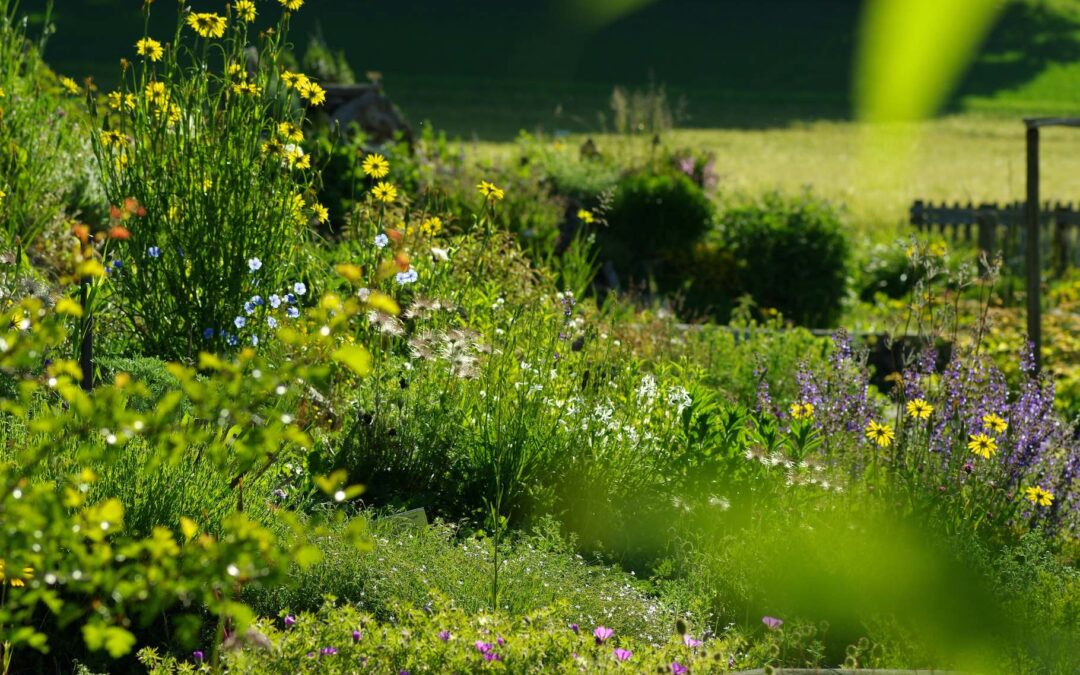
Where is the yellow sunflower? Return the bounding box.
[278,0,304,10]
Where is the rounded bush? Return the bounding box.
[710,191,851,327]
[600,170,714,289]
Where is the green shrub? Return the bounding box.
[601,169,714,291]
[710,191,850,327]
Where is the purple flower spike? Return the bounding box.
[484,652,502,662]
[192,651,204,662]
[474,641,492,654]
[438,630,451,642]
[683,634,702,648]
[352,630,362,642]
[671,662,689,675]
[762,616,784,630]
[284,614,296,628]
[614,648,633,662]
[496,636,505,646]
[320,647,338,656]
[570,623,579,634]
[594,626,614,644]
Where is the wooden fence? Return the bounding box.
[909,200,1080,274]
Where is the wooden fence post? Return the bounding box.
[1025,124,1042,372]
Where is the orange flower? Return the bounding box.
[108,226,131,240]
[72,223,90,244]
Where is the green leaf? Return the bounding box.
[332,344,371,377]
[82,621,136,658]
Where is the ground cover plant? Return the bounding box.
[0,1,1077,674]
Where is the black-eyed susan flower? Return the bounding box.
[298,80,326,106]
[421,216,443,236]
[0,560,34,587]
[789,401,814,420]
[284,145,310,170]
[477,180,504,201]
[234,0,257,22]
[982,413,1008,434]
[231,81,261,96]
[280,70,310,90]
[906,398,933,420]
[372,182,397,204]
[145,81,168,105]
[865,420,895,448]
[278,0,305,10]
[1024,485,1054,507]
[362,153,390,179]
[968,433,997,459]
[100,130,127,147]
[187,12,227,39]
[135,37,164,62]
[278,121,304,143]
[59,76,80,95]
[107,91,137,111]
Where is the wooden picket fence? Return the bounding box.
[909,200,1080,275]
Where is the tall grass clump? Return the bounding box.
[90,0,328,358]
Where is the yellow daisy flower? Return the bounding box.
[1024,486,1054,507]
[982,413,1008,434]
[906,398,933,421]
[135,37,164,62]
[187,12,227,39]
[231,82,261,96]
[100,130,127,147]
[312,203,329,224]
[477,180,504,201]
[0,187,6,206]
[421,216,443,236]
[362,153,390,178]
[298,80,326,106]
[372,181,397,204]
[278,121,304,143]
[278,0,304,10]
[234,0,257,22]
[107,91,136,111]
[967,433,997,459]
[789,402,814,421]
[577,208,595,224]
[145,81,168,105]
[59,76,80,95]
[280,70,311,91]
[865,420,895,448]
